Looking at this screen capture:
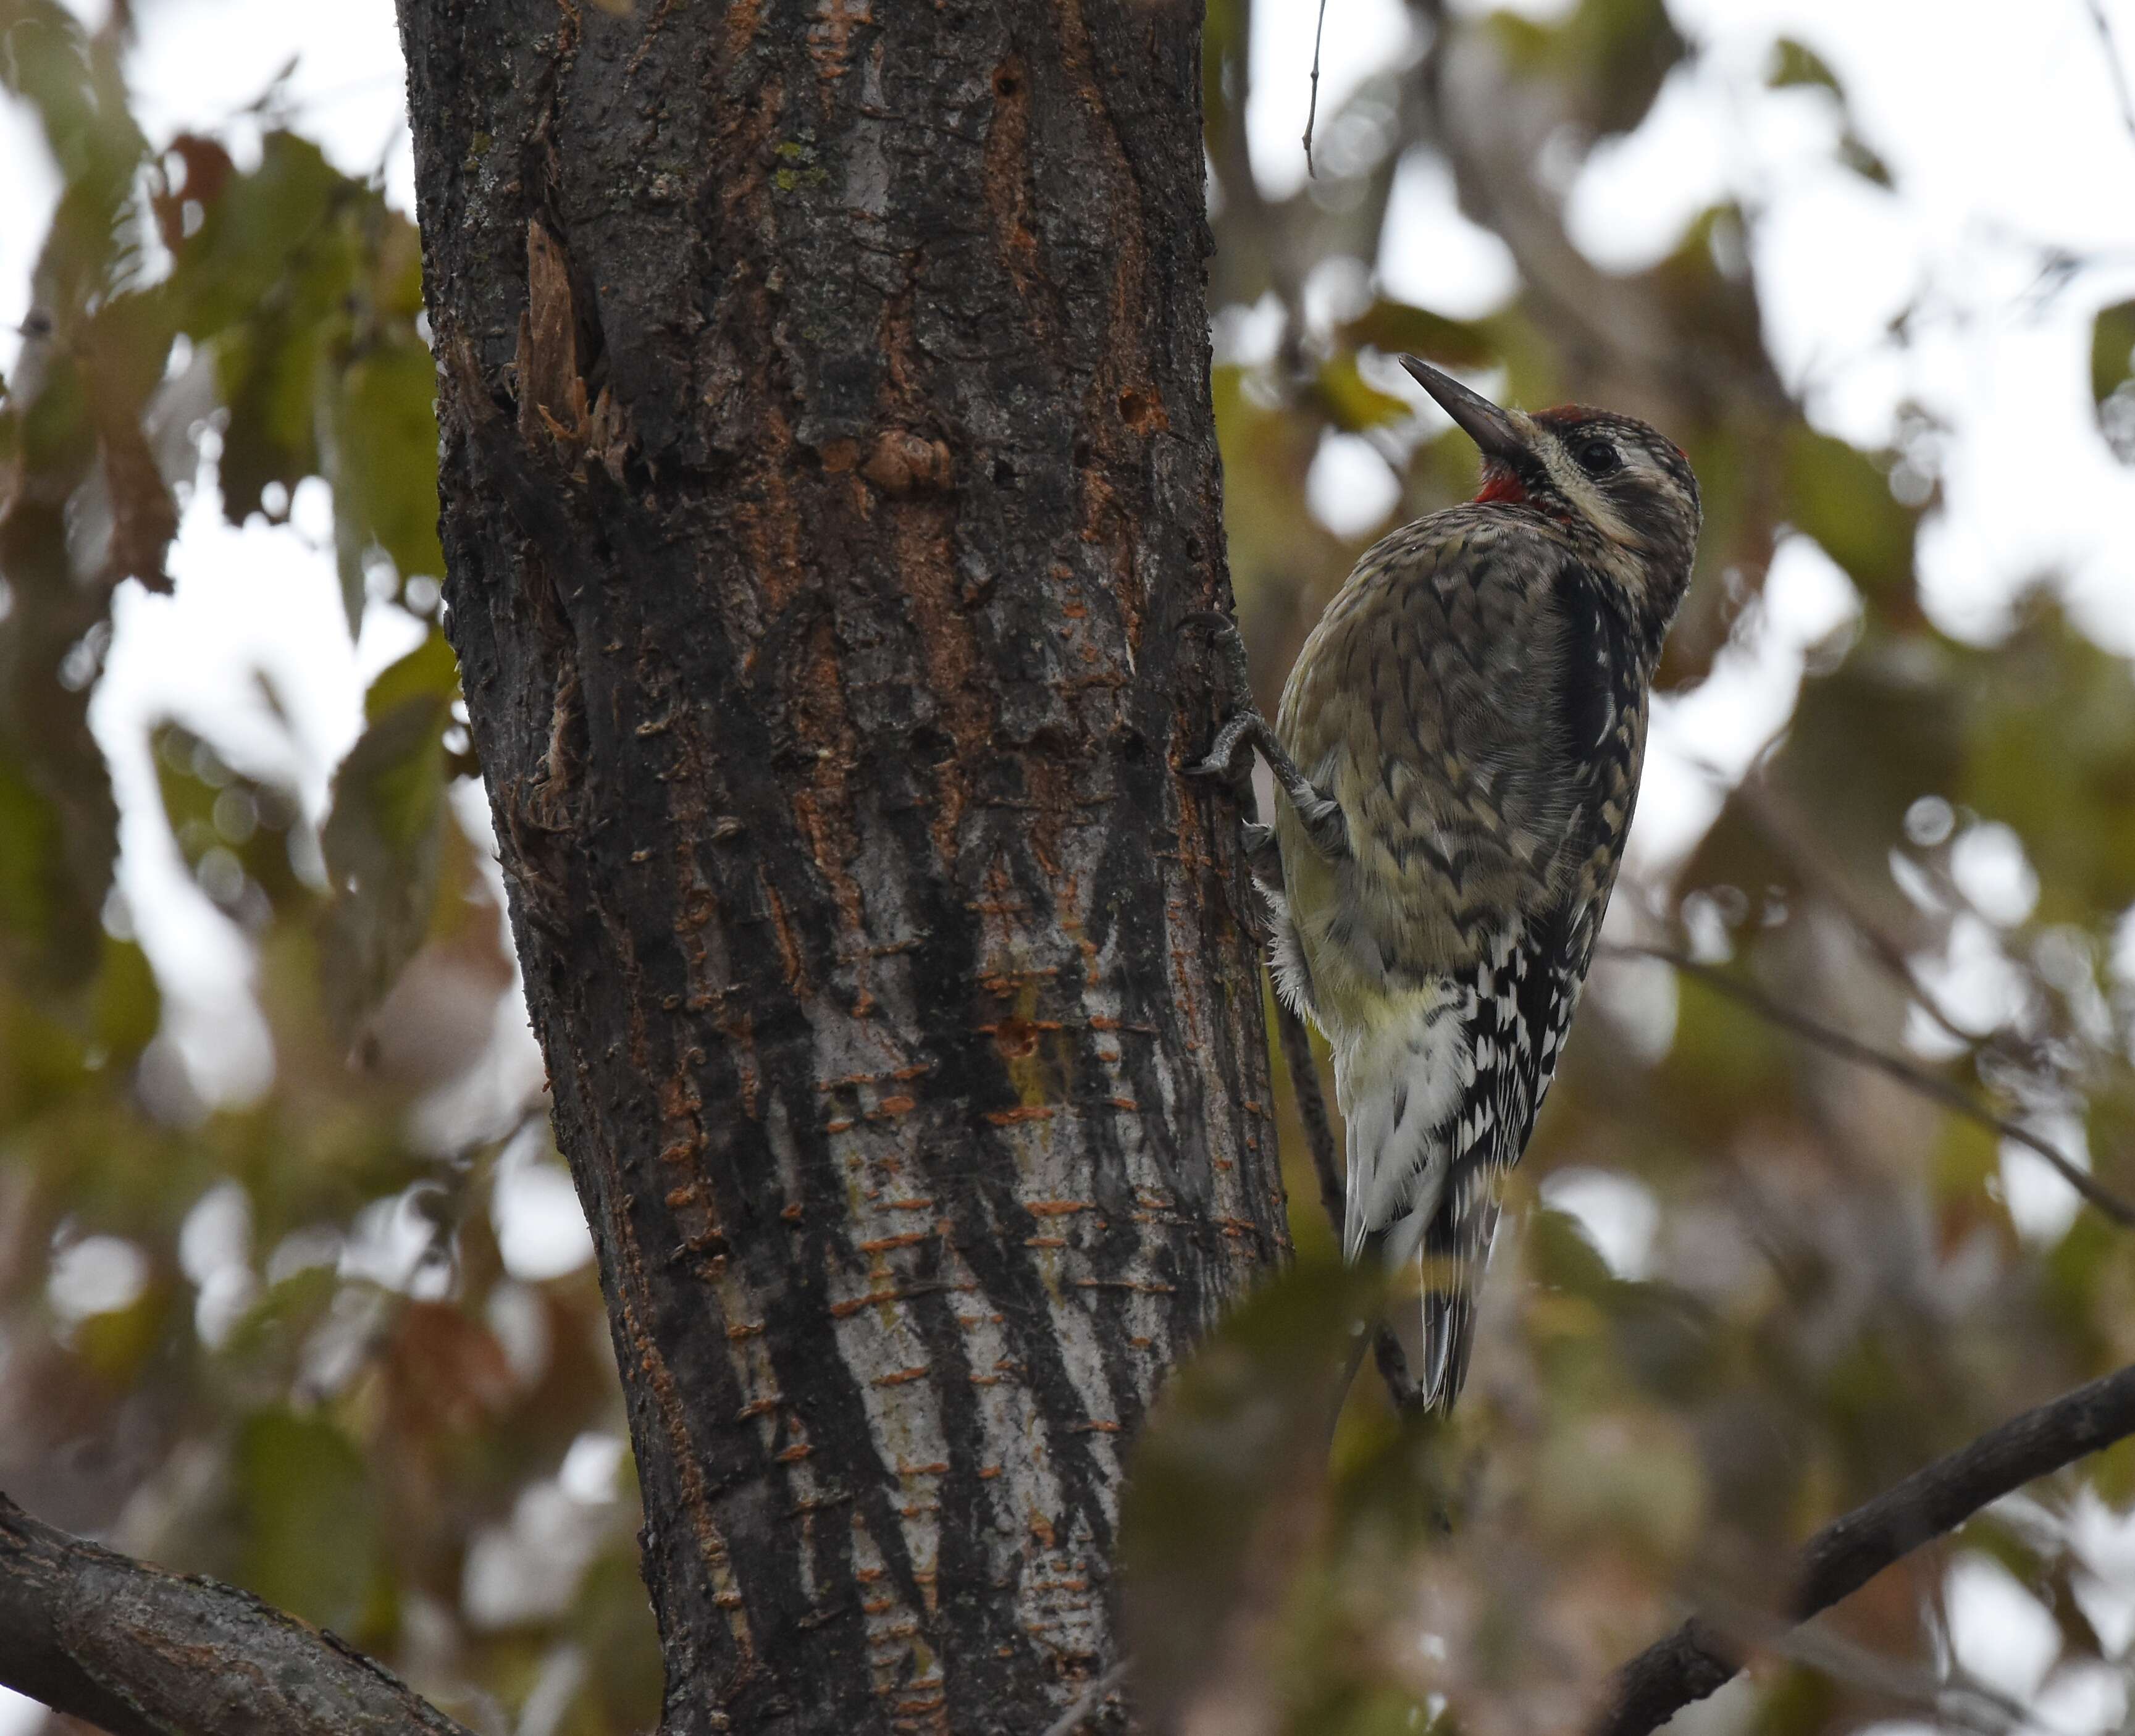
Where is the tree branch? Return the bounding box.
[2083,0,2135,152]
[1730,778,1986,1055]
[0,1493,474,1736]
[1275,998,1342,1233]
[1608,944,2135,1228]
[1593,1359,2135,1736]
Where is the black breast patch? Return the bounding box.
[1550,563,1638,762]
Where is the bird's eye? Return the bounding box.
[1574,438,1621,477]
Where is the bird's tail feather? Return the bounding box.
[1416,1170,1501,1413]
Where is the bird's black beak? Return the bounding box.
[1398,355,1527,462]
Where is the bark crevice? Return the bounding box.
[395,2,1283,1730]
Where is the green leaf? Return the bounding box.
[213,314,332,524]
[0,753,64,954]
[318,684,453,1036]
[169,130,350,338]
[1782,424,1917,597]
[323,337,446,634]
[1960,599,2135,922]
[2089,299,2135,409]
[1490,0,1688,140]
[364,630,461,724]
[2089,300,2135,462]
[0,734,113,992]
[1121,1258,1390,1734]
[170,133,358,526]
[1766,37,1842,93]
[1315,353,1411,435]
[235,1409,386,1635]
[2091,1435,2135,1509]
[217,1265,339,1375]
[163,128,444,616]
[152,721,314,916]
[1338,301,1502,370]
[74,1281,171,1384]
[1838,130,1894,188]
[90,934,160,1063]
[578,1548,667,1731]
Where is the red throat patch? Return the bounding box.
[1474,468,1527,505]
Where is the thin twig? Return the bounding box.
[1277,999,1343,1230]
[1037,1659,1130,1736]
[1732,779,1983,1054]
[1302,0,1330,177]
[1593,1359,2135,1735]
[2084,0,2135,150]
[1756,1619,2026,1736]
[1609,944,2135,1229]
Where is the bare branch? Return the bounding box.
[1302,0,1330,176]
[1594,1359,2135,1736]
[2084,0,2135,150]
[1731,779,1985,1054]
[1611,944,2135,1229]
[1276,998,1342,1232]
[0,1493,474,1736]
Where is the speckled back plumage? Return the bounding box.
[1266,388,1700,1411]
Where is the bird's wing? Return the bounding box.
[1411,891,1597,1411]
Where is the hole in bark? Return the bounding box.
[994,1015,1041,1060]
[994,69,1020,98]
[1118,387,1165,435]
[992,457,1017,488]
[1073,439,1093,466]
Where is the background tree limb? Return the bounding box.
[0,1493,471,1736]
[1610,944,2135,1227]
[1594,1359,2135,1736]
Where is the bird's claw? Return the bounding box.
[1296,795,1349,861]
[1188,702,1260,788]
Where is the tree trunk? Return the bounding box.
[393,2,1283,1731]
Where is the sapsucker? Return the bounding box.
[1198,357,1701,1414]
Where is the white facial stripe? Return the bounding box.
[1536,433,1640,548]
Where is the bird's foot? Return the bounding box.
[1182,610,1349,863]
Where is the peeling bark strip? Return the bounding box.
[0,1495,474,1736]
[394,3,1280,1732]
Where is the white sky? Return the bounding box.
[4,3,2135,1722]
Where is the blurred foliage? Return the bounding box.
[2095,298,2135,464]
[0,4,646,1733]
[1134,0,2135,1733]
[7,2,2135,1735]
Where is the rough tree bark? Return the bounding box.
[392,3,1285,1732]
[0,1496,474,1736]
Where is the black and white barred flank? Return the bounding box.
[1334,898,1598,1412]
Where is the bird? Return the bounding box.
[1194,356,1700,1414]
